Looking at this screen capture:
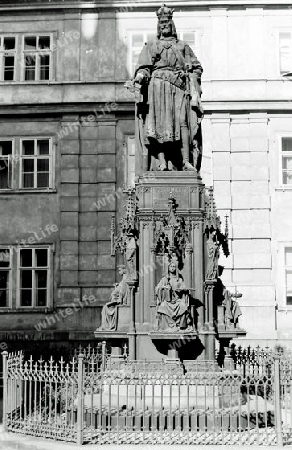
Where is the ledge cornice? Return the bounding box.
[0,0,292,13]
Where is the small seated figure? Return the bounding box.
[155,260,193,332]
[214,266,242,331]
[99,265,129,331]
[222,288,242,330]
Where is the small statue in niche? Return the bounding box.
[99,265,129,331]
[222,288,242,330]
[155,259,193,332]
[125,231,137,281]
[205,229,220,280]
[214,266,243,331]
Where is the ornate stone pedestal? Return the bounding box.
[94,171,246,365]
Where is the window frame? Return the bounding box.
[0,35,17,82]
[0,247,12,308]
[125,135,136,188]
[278,135,292,189]
[276,243,292,310]
[0,138,15,191]
[19,137,54,190]
[278,30,292,76]
[284,246,292,307]
[21,33,53,82]
[16,246,52,309]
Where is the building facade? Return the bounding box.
[0,0,292,352]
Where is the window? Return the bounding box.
[23,35,51,81]
[281,137,292,185]
[129,31,156,76]
[20,138,52,189]
[129,30,198,76]
[279,32,292,75]
[0,33,54,82]
[0,248,11,307]
[284,247,292,306]
[0,140,13,189]
[0,36,16,81]
[19,248,50,307]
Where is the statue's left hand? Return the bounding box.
[134,72,144,84]
[124,80,135,91]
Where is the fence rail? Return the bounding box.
[2,345,292,445]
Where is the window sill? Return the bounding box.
[0,189,56,194]
[0,81,54,84]
[275,186,292,191]
[277,306,292,312]
[0,308,54,313]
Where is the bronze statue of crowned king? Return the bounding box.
[127,4,204,173]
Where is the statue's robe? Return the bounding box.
[155,274,190,331]
[100,276,129,331]
[223,290,242,328]
[206,238,220,280]
[135,36,202,149]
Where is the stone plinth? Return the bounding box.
[149,331,198,359]
[137,172,204,212]
[85,383,220,411]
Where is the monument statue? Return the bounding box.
[125,231,137,281]
[155,259,193,332]
[99,265,129,331]
[222,288,242,330]
[132,4,203,172]
[95,6,246,362]
[205,230,220,280]
[213,267,243,331]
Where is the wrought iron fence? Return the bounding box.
[230,344,274,376]
[2,345,292,445]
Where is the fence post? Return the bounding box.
[274,355,283,446]
[101,341,106,372]
[2,351,8,433]
[77,352,84,445]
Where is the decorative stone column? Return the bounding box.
[193,220,205,328]
[127,280,137,360]
[184,243,193,289]
[150,245,156,306]
[204,280,216,360]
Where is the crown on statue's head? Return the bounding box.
[156,4,174,20]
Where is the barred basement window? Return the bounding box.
[0,248,11,308]
[19,248,49,308]
[0,140,13,189]
[23,35,51,81]
[20,138,53,189]
[0,36,16,81]
[281,137,292,185]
